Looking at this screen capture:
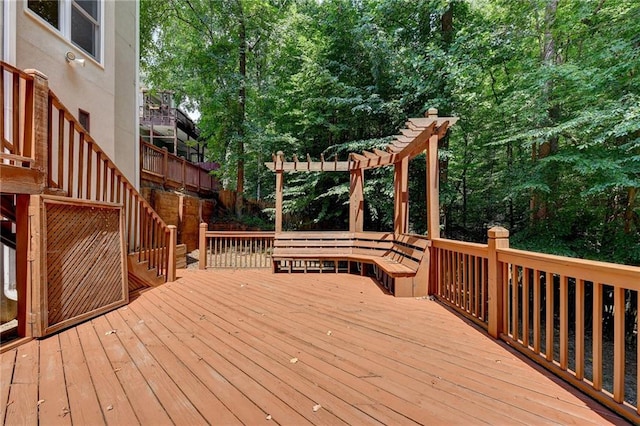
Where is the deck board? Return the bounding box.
[37,335,72,425]
[0,269,629,425]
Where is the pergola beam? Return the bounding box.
[265,108,458,236]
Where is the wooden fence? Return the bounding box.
[431,227,640,422]
[140,141,217,194]
[198,225,274,269]
[1,62,176,283]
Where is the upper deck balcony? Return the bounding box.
[139,90,205,164]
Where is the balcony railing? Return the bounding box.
[141,140,218,194]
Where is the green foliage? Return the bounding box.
[141,0,639,265]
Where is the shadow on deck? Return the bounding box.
[0,270,627,425]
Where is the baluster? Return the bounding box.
[95,151,102,201]
[86,141,93,199]
[559,275,569,369]
[78,133,84,198]
[57,109,64,188]
[523,268,530,348]
[110,165,115,202]
[575,279,585,380]
[473,253,479,314]
[47,97,53,186]
[613,286,625,402]
[512,264,518,341]
[67,120,74,196]
[12,72,19,155]
[546,272,554,361]
[102,159,108,201]
[533,269,541,354]
[462,254,468,311]
[593,282,603,391]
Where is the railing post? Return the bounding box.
[275,151,284,233]
[488,226,509,338]
[25,69,49,180]
[199,222,207,269]
[349,167,364,233]
[167,225,177,281]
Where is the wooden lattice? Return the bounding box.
[43,199,126,331]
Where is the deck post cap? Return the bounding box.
[487,226,509,238]
[426,108,438,117]
[25,69,49,80]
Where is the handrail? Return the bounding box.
[140,140,217,194]
[497,247,639,289]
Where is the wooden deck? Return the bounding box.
[1,269,627,425]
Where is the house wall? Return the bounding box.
[14,0,138,186]
[113,0,139,186]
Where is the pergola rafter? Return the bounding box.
[265,108,458,235]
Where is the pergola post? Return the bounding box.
[275,151,284,233]
[426,119,441,239]
[349,168,364,232]
[394,155,409,234]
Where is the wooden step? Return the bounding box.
[127,254,165,292]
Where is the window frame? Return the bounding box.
[25,0,103,63]
[78,108,90,132]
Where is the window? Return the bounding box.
[78,109,90,132]
[27,0,101,61]
[27,0,59,29]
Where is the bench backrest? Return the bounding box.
[275,232,430,269]
[274,231,354,255]
[386,234,431,270]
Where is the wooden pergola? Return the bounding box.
[265,108,458,234]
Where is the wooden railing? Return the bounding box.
[1,64,50,197]
[198,225,274,269]
[431,238,490,329]
[1,63,35,167]
[1,62,175,283]
[497,246,639,420]
[140,140,217,194]
[431,227,640,422]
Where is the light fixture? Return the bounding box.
[65,51,85,68]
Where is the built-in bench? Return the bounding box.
[272,232,430,297]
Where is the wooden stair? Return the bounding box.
[127,254,166,293]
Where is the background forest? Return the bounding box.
[140,0,639,266]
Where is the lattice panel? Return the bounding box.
[44,201,126,329]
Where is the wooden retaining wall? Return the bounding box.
[140,189,215,252]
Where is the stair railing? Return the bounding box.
[1,61,175,282]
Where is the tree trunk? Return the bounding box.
[235,0,246,218]
[531,0,560,222]
[624,187,638,234]
[439,2,454,236]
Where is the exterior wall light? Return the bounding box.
[65,51,86,67]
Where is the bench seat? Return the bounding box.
[272,232,430,296]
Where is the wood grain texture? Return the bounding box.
[0,270,624,425]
